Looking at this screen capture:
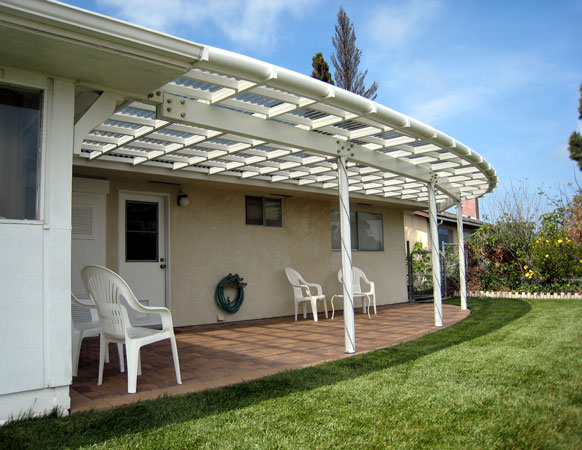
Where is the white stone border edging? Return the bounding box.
[465,291,582,299]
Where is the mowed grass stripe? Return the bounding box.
[1,298,580,449]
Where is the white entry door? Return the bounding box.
[119,192,168,326]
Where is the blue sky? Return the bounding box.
[61,0,581,216]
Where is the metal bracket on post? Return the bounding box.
[156,91,188,122]
[336,140,354,159]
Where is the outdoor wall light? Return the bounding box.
[177,193,189,207]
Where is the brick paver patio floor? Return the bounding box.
[71,302,469,413]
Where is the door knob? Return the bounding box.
[160,264,166,269]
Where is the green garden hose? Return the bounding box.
[215,273,247,314]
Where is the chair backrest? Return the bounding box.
[81,265,138,339]
[285,267,305,299]
[338,267,363,293]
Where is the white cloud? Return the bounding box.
[365,0,445,49]
[96,0,314,52]
[409,90,484,124]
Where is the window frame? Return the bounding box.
[331,209,384,252]
[245,195,283,228]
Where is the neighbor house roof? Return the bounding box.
[414,211,484,229]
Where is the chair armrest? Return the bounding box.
[361,279,375,295]
[304,282,323,296]
[125,296,176,331]
[71,293,96,309]
[137,304,175,331]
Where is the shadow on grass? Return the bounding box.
[0,297,531,449]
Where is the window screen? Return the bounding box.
[245,196,282,227]
[0,85,42,220]
[331,210,383,251]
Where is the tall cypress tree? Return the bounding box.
[331,7,378,100]
[568,83,582,170]
[311,52,334,85]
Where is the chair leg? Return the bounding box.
[303,303,307,319]
[295,301,298,321]
[170,336,182,385]
[98,334,107,386]
[72,330,81,377]
[323,299,328,319]
[311,298,318,322]
[372,294,377,315]
[126,341,140,394]
[137,349,142,376]
[117,343,125,373]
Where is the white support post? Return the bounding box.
[456,201,468,310]
[338,144,355,353]
[427,179,443,327]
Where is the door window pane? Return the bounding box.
[0,85,42,220]
[126,200,158,261]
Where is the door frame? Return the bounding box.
[117,190,171,312]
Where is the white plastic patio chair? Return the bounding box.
[338,266,377,315]
[284,267,328,322]
[71,293,124,377]
[81,265,182,394]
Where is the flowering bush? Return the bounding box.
[527,228,582,284]
[471,191,582,292]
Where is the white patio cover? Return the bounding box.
[75,46,497,211]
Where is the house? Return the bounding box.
[0,0,497,422]
[404,198,484,252]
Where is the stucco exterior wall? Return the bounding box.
[97,174,408,327]
[404,214,460,251]
[404,213,430,249]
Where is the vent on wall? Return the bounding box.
[72,206,94,240]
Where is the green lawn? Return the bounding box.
[2,298,581,449]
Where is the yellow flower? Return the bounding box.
[557,239,563,244]
[546,239,550,243]
[545,254,550,258]
[524,265,528,270]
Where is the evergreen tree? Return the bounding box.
[311,52,334,84]
[331,7,378,100]
[568,83,582,170]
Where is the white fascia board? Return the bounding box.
[0,1,204,98]
[157,92,461,201]
[1,0,205,65]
